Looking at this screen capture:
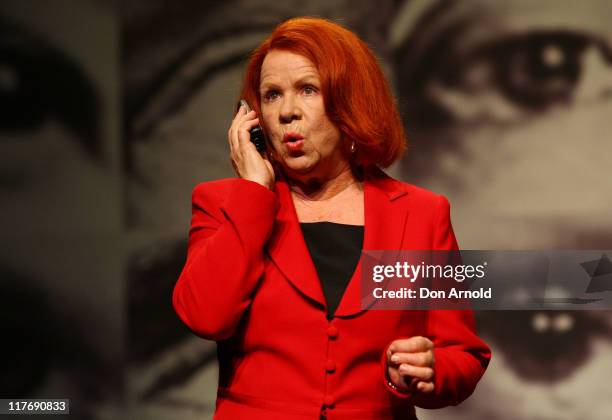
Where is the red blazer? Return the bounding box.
[173,169,491,420]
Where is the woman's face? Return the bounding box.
[259,50,346,182]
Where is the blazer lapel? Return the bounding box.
[265,178,327,308]
[335,169,410,317]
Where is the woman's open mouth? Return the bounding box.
[283,132,304,152]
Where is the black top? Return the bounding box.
[300,222,364,320]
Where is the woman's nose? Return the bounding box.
[279,94,302,123]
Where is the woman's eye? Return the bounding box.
[303,85,317,95]
[263,90,280,101]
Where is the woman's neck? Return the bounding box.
[288,164,361,202]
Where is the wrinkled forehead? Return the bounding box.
[260,50,321,85]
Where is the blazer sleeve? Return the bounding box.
[172,179,278,341]
[384,195,492,408]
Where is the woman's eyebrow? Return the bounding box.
[260,74,320,90]
[260,81,280,91]
[295,75,319,85]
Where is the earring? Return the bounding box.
[350,141,356,154]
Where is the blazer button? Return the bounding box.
[323,395,334,407]
[327,325,339,339]
[325,359,336,373]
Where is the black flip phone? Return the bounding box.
[238,99,267,153]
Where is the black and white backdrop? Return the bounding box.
[2,0,611,418]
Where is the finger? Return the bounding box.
[228,126,238,155]
[228,119,240,153]
[229,108,254,135]
[228,111,256,153]
[389,351,434,367]
[234,108,255,124]
[229,107,247,147]
[233,104,248,120]
[415,381,435,394]
[237,113,259,131]
[389,336,433,354]
[387,366,413,393]
[236,118,261,148]
[398,363,434,382]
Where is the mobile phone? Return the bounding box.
[238,99,267,153]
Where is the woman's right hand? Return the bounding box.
[228,106,275,190]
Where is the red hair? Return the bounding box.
[240,17,406,169]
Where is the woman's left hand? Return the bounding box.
[386,336,435,394]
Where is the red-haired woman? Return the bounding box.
[173,17,490,420]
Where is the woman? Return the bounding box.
[173,17,490,419]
